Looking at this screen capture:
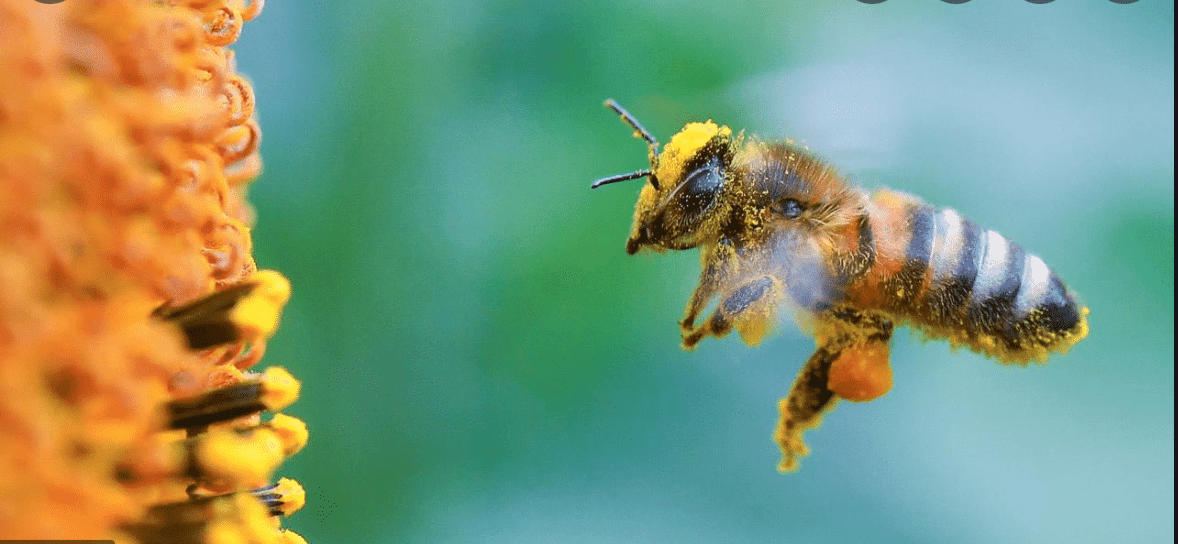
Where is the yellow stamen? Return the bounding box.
[260,367,301,412]
[266,414,309,456]
[280,529,310,544]
[253,477,306,517]
[157,270,292,350]
[230,270,292,341]
[193,429,284,486]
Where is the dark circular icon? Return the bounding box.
[34,0,67,3]
[1025,0,1055,3]
[856,0,887,4]
[941,0,971,3]
[1108,0,1140,3]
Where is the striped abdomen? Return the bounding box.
[838,190,1089,363]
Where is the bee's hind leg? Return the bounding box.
[775,307,895,472]
[774,344,841,472]
[681,275,780,350]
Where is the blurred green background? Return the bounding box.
[234,1,1173,542]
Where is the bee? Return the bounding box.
[591,99,1090,472]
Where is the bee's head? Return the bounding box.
[592,100,736,254]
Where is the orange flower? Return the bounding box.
[0,0,305,542]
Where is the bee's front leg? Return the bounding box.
[774,307,894,472]
[680,238,738,335]
[681,275,780,350]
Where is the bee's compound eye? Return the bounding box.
[677,165,723,211]
[777,198,804,219]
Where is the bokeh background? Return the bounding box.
[233,2,1173,542]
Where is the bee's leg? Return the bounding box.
[823,308,894,402]
[774,344,841,473]
[682,275,779,350]
[774,307,895,472]
[680,239,738,334]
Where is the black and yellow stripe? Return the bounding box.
[843,201,1088,362]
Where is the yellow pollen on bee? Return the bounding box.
[655,121,731,185]
[827,341,893,402]
[737,315,771,346]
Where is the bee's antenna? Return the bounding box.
[597,99,662,190]
[604,99,657,148]
[591,169,652,189]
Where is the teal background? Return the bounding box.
[235,2,1173,543]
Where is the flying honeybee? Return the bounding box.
[591,99,1090,472]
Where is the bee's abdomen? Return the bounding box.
[851,200,1088,363]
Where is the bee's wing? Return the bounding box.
[763,226,841,315]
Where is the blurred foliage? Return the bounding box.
[233,1,1172,542]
